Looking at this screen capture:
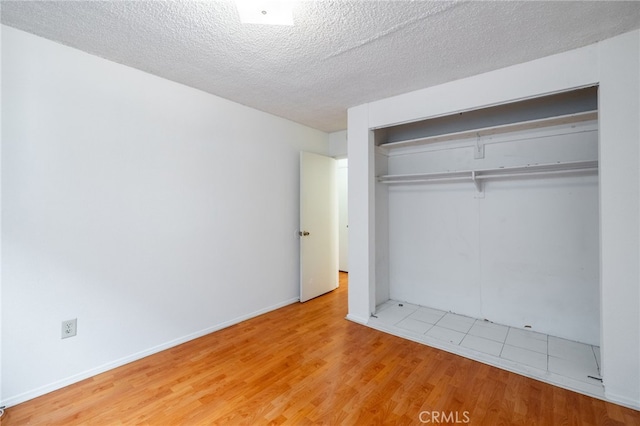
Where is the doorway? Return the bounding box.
[337,158,348,272]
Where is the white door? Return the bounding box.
[300,151,338,302]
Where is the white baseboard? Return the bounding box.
[604,388,640,411]
[2,297,299,408]
[345,313,369,325]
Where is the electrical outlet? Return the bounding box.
[61,318,77,339]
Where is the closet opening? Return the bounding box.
[370,86,602,397]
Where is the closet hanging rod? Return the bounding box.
[377,160,598,184]
[379,176,472,185]
[475,167,598,181]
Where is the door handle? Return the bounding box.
[299,231,310,236]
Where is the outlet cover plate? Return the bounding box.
[61,318,77,339]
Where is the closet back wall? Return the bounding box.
[384,122,599,345]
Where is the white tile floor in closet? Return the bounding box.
[368,300,604,399]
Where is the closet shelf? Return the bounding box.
[379,110,598,149]
[377,160,598,190]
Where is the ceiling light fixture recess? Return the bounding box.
[236,0,295,26]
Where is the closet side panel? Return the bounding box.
[375,152,390,305]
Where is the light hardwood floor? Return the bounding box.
[4,273,640,425]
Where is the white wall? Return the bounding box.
[0,22,3,406]
[1,26,329,406]
[347,107,375,324]
[598,31,640,408]
[385,123,600,344]
[329,130,347,158]
[348,30,640,408]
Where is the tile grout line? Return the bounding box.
[498,327,511,358]
[543,332,552,372]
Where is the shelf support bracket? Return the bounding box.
[474,133,485,159]
[472,171,484,197]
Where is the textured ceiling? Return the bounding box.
[2,1,640,132]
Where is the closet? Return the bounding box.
[374,87,600,346]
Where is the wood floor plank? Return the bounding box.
[3,272,640,425]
